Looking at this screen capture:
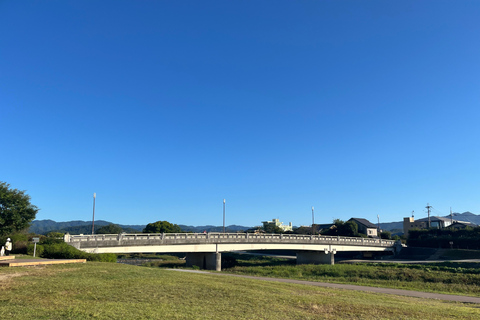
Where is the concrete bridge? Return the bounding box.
[64,233,400,271]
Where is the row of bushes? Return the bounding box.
[407,227,480,249]
[2,232,116,262]
[407,237,480,250]
[27,242,117,262]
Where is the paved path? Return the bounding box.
[169,269,480,304]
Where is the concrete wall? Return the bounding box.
[297,251,335,265]
[185,252,221,271]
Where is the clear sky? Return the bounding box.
[1,1,479,227]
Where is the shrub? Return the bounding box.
[27,243,44,257]
[46,232,64,238]
[8,233,31,254]
[40,242,116,262]
[88,253,117,262]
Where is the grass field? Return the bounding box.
[441,249,480,260]
[221,254,480,297]
[1,262,480,319]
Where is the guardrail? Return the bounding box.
[65,232,395,248]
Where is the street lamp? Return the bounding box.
[312,206,315,235]
[92,193,96,235]
[377,214,380,234]
[223,199,226,234]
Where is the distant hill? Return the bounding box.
[379,221,404,232]
[178,224,251,233]
[29,219,252,235]
[449,211,480,224]
[29,220,146,235]
[379,211,480,233]
[32,213,479,235]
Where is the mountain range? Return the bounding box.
[30,212,479,235]
[29,219,251,235]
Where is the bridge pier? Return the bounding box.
[185,252,222,271]
[297,250,335,265]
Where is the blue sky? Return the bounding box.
[1,1,479,227]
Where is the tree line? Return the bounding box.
[408,227,480,249]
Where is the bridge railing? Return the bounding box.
[65,232,395,247]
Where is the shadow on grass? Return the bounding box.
[222,253,296,268]
[141,260,186,268]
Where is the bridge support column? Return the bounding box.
[185,252,222,271]
[296,251,335,265]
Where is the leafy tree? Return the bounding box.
[143,221,182,233]
[46,231,64,238]
[97,224,123,234]
[262,223,284,234]
[0,181,39,236]
[321,219,358,237]
[380,231,392,239]
[407,226,480,249]
[337,220,358,237]
[293,226,320,235]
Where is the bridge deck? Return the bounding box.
[65,233,397,254]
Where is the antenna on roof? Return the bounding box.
[412,210,414,218]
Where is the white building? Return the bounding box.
[262,218,293,232]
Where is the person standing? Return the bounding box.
[5,238,12,256]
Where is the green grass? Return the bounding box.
[441,249,480,260]
[1,262,480,319]
[221,255,480,297]
[117,253,185,260]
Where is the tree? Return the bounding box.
[262,223,284,234]
[293,226,314,235]
[380,231,392,239]
[321,219,358,237]
[0,181,39,236]
[97,224,123,234]
[143,220,182,233]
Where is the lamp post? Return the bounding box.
[223,199,226,234]
[312,206,315,235]
[92,193,96,235]
[377,214,380,234]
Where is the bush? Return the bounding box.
[27,243,44,257]
[46,232,64,238]
[40,235,63,245]
[87,253,117,262]
[40,242,116,262]
[7,233,31,254]
[407,227,480,249]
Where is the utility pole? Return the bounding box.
[450,207,453,224]
[223,199,226,234]
[426,203,432,228]
[311,206,315,235]
[92,193,96,235]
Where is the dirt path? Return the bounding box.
[169,269,480,304]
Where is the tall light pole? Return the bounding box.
[377,214,380,234]
[92,193,96,235]
[312,206,315,235]
[223,199,226,234]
